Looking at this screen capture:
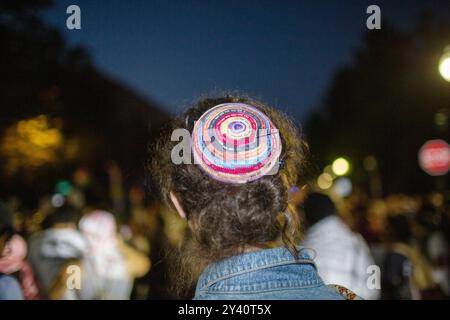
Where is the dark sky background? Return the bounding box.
[41,0,450,121]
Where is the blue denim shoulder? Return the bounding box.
[194,246,347,300]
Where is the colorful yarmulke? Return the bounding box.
[192,103,282,184]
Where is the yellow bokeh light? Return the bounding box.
[332,157,350,176]
[317,173,333,190]
[0,115,63,175]
[439,51,450,82]
[363,155,377,171]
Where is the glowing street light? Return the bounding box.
[332,157,350,176]
[439,47,450,82]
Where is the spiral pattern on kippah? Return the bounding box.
[192,103,282,184]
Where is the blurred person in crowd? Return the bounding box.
[352,203,381,244]
[128,186,154,254]
[1,201,23,300]
[146,203,187,299]
[152,95,359,300]
[82,178,151,299]
[0,209,22,300]
[417,203,449,295]
[77,210,132,299]
[443,205,450,295]
[81,210,150,299]
[427,226,449,296]
[299,192,379,300]
[27,205,94,299]
[381,214,444,299]
[0,201,40,300]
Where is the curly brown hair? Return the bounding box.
[151,93,308,262]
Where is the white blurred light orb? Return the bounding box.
[51,193,65,207]
[334,177,353,197]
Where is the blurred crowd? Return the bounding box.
[293,189,450,300]
[0,164,186,300]
[0,164,449,300]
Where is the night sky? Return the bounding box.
[41,0,450,121]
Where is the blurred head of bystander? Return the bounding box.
[0,201,40,300]
[301,192,337,227]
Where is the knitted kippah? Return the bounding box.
[191,103,282,184]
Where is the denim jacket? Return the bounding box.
[194,246,346,300]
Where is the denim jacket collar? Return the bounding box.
[195,246,321,293]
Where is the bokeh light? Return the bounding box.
[51,193,65,207]
[439,48,450,81]
[363,155,377,171]
[333,177,353,197]
[317,173,333,190]
[332,157,350,176]
[0,115,63,175]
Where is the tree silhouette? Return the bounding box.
[306,16,450,194]
[0,1,169,206]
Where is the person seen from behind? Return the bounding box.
[299,192,379,300]
[152,94,360,300]
[381,214,445,299]
[27,205,93,299]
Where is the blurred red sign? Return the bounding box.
[418,139,450,176]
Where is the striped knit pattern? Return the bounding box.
[192,103,282,184]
